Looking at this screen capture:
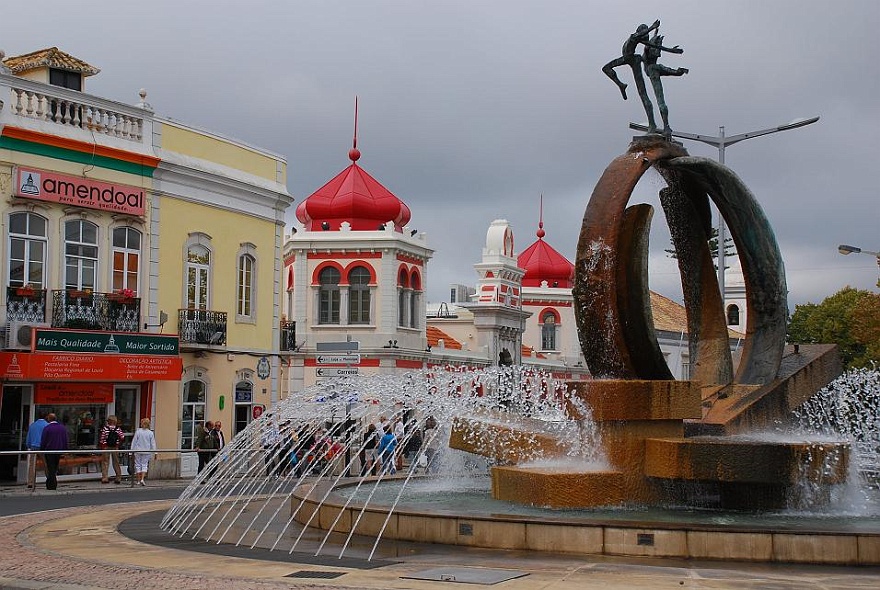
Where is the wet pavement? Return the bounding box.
[1,477,879,589]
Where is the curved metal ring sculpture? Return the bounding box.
[572,138,787,386]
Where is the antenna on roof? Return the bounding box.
[537,193,545,238]
[349,96,361,162]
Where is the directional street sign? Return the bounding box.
[316,354,360,365]
[316,340,360,352]
[316,367,359,377]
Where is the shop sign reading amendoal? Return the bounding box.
[15,167,145,216]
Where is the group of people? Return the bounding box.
[195,420,226,478]
[26,412,157,490]
[360,415,441,476]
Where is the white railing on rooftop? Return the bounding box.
[2,74,147,143]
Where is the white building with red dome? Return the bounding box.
[281,129,722,394]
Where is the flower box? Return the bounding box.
[15,287,36,297]
[68,289,93,299]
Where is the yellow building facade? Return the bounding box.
[0,48,291,481]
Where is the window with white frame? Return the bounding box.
[237,253,255,318]
[64,219,98,290]
[541,311,557,351]
[186,244,210,309]
[112,227,141,293]
[181,378,206,450]
[398,269,409,327]
[409,272,420,329]
[348,266,371,324]
[318,267,341,324]
[8,212,47,289]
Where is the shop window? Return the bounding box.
[186,244,211,309]
[541,311,558,351]
[348,266,371,324]
[237,253,255,318]
[181,379,206,450]
[114,386,139,436]
[8,212,48,289]
[318,267,340,324]
[112,227,141,293]
[64,219,98,290]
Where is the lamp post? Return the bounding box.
[838,244,880,287]
[630,116,820,298]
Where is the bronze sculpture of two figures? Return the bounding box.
[602,20,688,137]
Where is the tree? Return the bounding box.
[787,287,880,369]
[665,227,736,271]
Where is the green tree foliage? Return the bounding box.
[787,287,880,369]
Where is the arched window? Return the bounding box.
[398,268,409,327]
[409,271,421,329]
[186,244,211,309]
[181,378,206,450]
[348,266,371,324]
[65,219,98,290]
[9,212,47,288]
[112,227,141,293]
[541,311,557,351]
[726,304,740,326]
[318,266,341,324]
[237,253,255,318]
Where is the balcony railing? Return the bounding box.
[178,309,227,346]
[3,75,146,143]
[50,290,142,332]
[6,286,47,323]
[280,320,296,351]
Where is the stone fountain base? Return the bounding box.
[454,354,851,510]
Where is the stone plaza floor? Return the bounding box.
[1,478,880,589]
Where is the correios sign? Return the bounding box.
[15,166,146,216]
[34,329,179,356]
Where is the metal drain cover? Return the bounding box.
[401,567,529,585]
[285,570,344,579]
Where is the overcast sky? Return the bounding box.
[4,1,879,309]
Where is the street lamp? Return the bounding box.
[630,116,820,297]
[838,244,880,287]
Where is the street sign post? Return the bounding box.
[316,354,361,365]
[316,340,360,352]
[316,367,359,378]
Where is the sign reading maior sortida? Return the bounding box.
[15,166,146,216]
[34,329,179,356]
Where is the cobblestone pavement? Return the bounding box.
[1,491,880,589]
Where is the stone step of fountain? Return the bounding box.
[491,465,629,508]
[643,437,850,485]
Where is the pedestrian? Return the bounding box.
[393,417,405,470]
[423,415,441,474]
[40,412,68,490]
[361,423,378,476]
[260,418,281,477]
[130,418,157,486]
[213,421,226,449]
[99,415,125,484]
[195,420,217,477]
[26,411,49,488]
[377,424,397,475]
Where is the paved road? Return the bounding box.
[0,486,185,516]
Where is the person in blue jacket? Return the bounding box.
[376,425,397,475]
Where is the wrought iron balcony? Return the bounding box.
[280,320,296,351]
[6,286,48,323]
[178,309,227,347]
[50,290,142,332]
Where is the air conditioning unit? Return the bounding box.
[5,321,51,350]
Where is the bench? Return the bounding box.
[36,454,103,474]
